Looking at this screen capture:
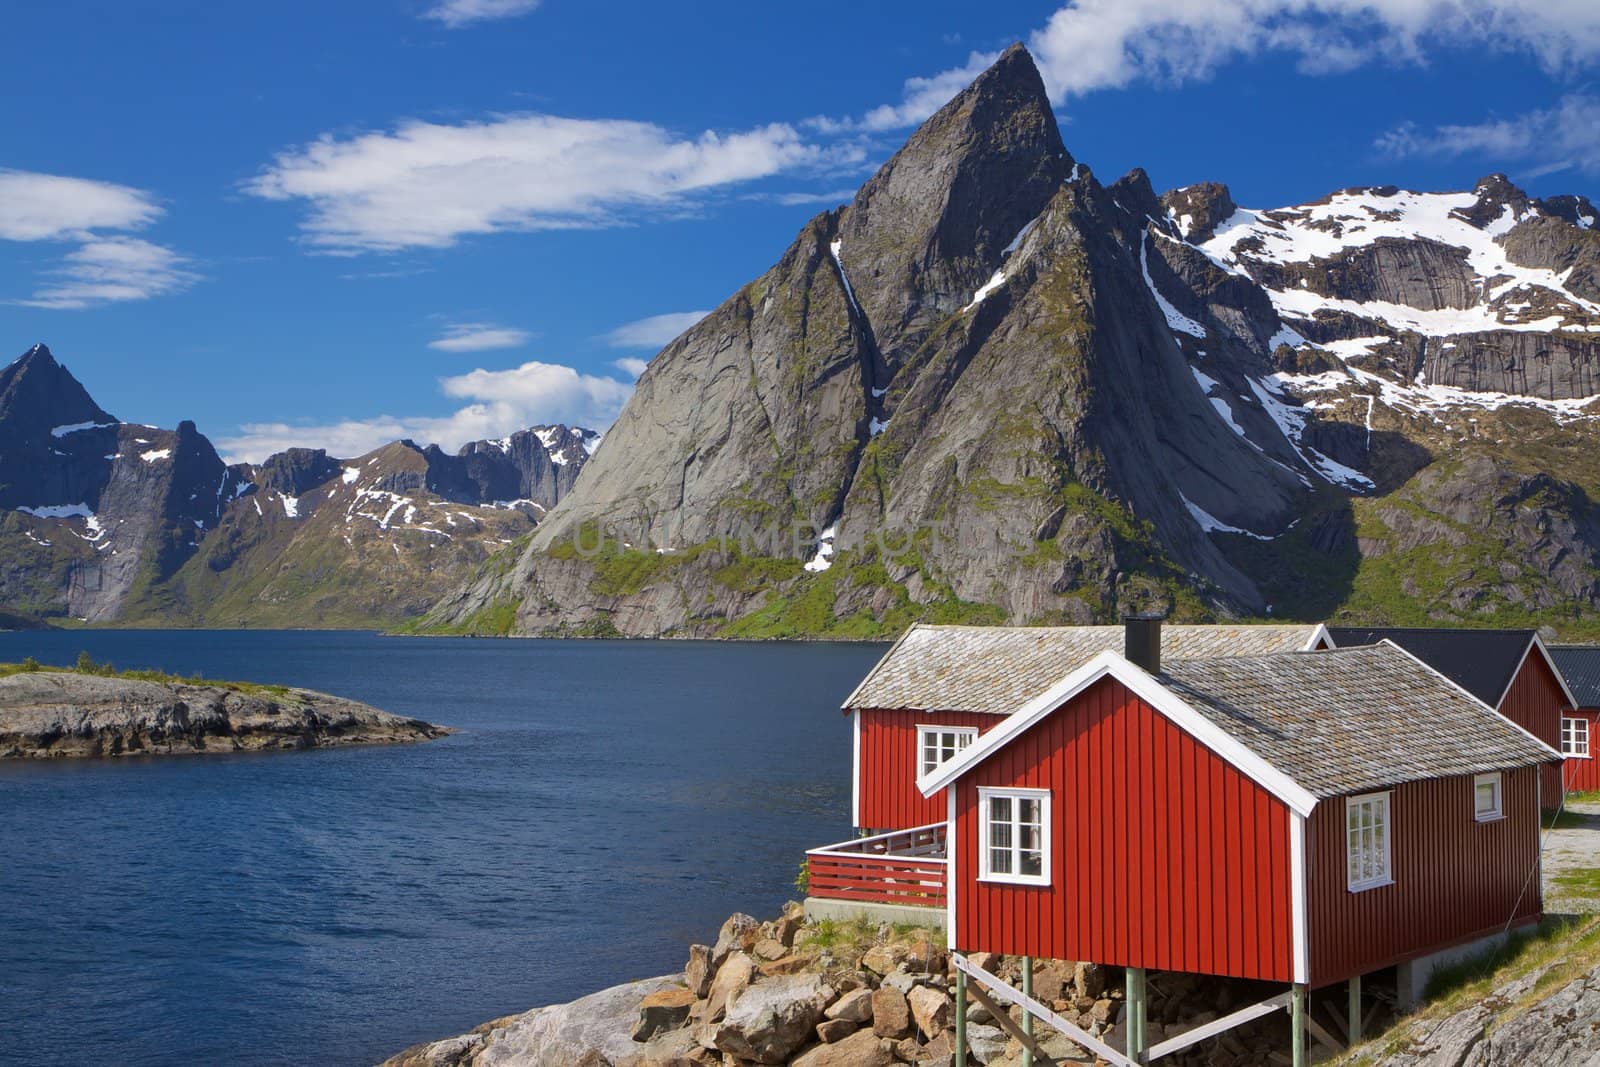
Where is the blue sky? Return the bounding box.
[4,0,1600,462]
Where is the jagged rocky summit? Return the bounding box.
[428,43,1600,639]
[0,343,600,627]
[0,669,448,758]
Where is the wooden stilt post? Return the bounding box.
[954,964,968,1067]
[1291,983,1307,1067]
[1125,966,1147,1062]
[1021,957,1034,1067]
[1347,973,1362,1047]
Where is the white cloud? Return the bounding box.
[1376,94,1600,176]
[19,237,198,310]
[428,322,531,352]
[602,310,710,349]
[823,1,1600,131]
[613,357,650,377]
[0,169,162,241]
[764,188,862,207]
[217,360,633,463]
[246,114,850,252]
[423,0,540,27]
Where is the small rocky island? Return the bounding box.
[0,666,449,759]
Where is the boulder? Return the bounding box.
[705,951,756,1022]
[1073,962,1106,999]
[965,1023,1007,1064]
[758,954,813,976]
[816,1018,857,1042]
[773,909,803,948]
[966,952,1001,975]
[752,937,788,961]
[711,913,761,969]
[826,987,875,1024]
[1030,960,1071,1003]
[908,986,953,1040]
[793,1028,895,1067]
[616,1025,705,1067]
[464,975,680,1067]
[860,944,907,976]
[632,986,697,1041]
[713,974,833,1064]
[871,986,913,1038]
[881,967,920,994]
[684,944,714,998]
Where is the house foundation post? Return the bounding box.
[954,964,968,1067]
[1291,983,1307,1067]
[1348,973,1362,1046]
[1021,956,1034,1067]
[1125,966,1147,1061]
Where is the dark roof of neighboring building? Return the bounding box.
[844,623,1324,713]
[1551,646,1600,708]
[1161,644,1556,798]
[1323,627,1538,707]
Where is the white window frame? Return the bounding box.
[1346,791,1393,892]
[917,725,978,776]
[1473,772,1504,822]
[1563,716,1591,759]
[977,786,1051,887]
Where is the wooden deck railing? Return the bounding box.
[805,823,947,908]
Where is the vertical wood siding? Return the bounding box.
[1305,767,1542,987]
[857,709,998,830]
[953,677,1294,982]
[1563,709,1600,793]
[1497,653,1567,801]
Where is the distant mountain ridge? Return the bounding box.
[0,343,598,627]
[425,44,1600,639]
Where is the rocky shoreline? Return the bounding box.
[379,906,1294,1067]
[0,670,449,758]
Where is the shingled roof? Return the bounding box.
[920,643,1560,806]
[844,623,1323,714]
[1162,644,1558,798]
[1323,627,1537,707]
[1551,646,1600,708]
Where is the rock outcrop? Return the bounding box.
[0,669,449,758]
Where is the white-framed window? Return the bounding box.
[1346,792,1393,892]
[918,725,977,776]
[978,787,1051,886]
[1563,716,1591,758]
[1474,773,1504,821]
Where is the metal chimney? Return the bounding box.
[1123,613,1163,673]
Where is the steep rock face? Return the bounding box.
[0,344,118,512]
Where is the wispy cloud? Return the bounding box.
[0,169,163,242]
[18,237,198,310]
[422,0,540,27]
[0,168,196,309]
[815,1,1600,132]
[602,310,710,349]
[613,357,650,377]
[427,322,531,352]
[1376,93,1600,177]
[246,115,859,253]
[762,188,861,207]
[217,359,633,463]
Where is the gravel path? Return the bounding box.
[1543,798,1600,915]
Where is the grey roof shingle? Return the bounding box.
[844,623,1322,714]
[1162,644,1557,798]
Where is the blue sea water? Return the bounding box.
[0,631,884,1066]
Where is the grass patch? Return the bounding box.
[1553,868,1600,898]
[0,652,291,697]
[1544,807,1597,830]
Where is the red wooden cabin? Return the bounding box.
[1550,646,1600,793]
[1323,627,1576,804]
[810,619,1558,1065]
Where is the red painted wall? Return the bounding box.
[1497,652,1567,802]
[856,708,998,831]
[1563,709,1600,793]
[952,677,1295,983]
[1305,767,1542,987]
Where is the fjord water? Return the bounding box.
[0,631,882,1066]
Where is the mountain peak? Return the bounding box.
[0,342,116,433]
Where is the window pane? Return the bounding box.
[990,796,1011,823]
[991,848,1012,874]
[1019,798,1041,824]
[1020,823,1041,852]
[1020,849,1042,877]
[991,822,1013,849]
